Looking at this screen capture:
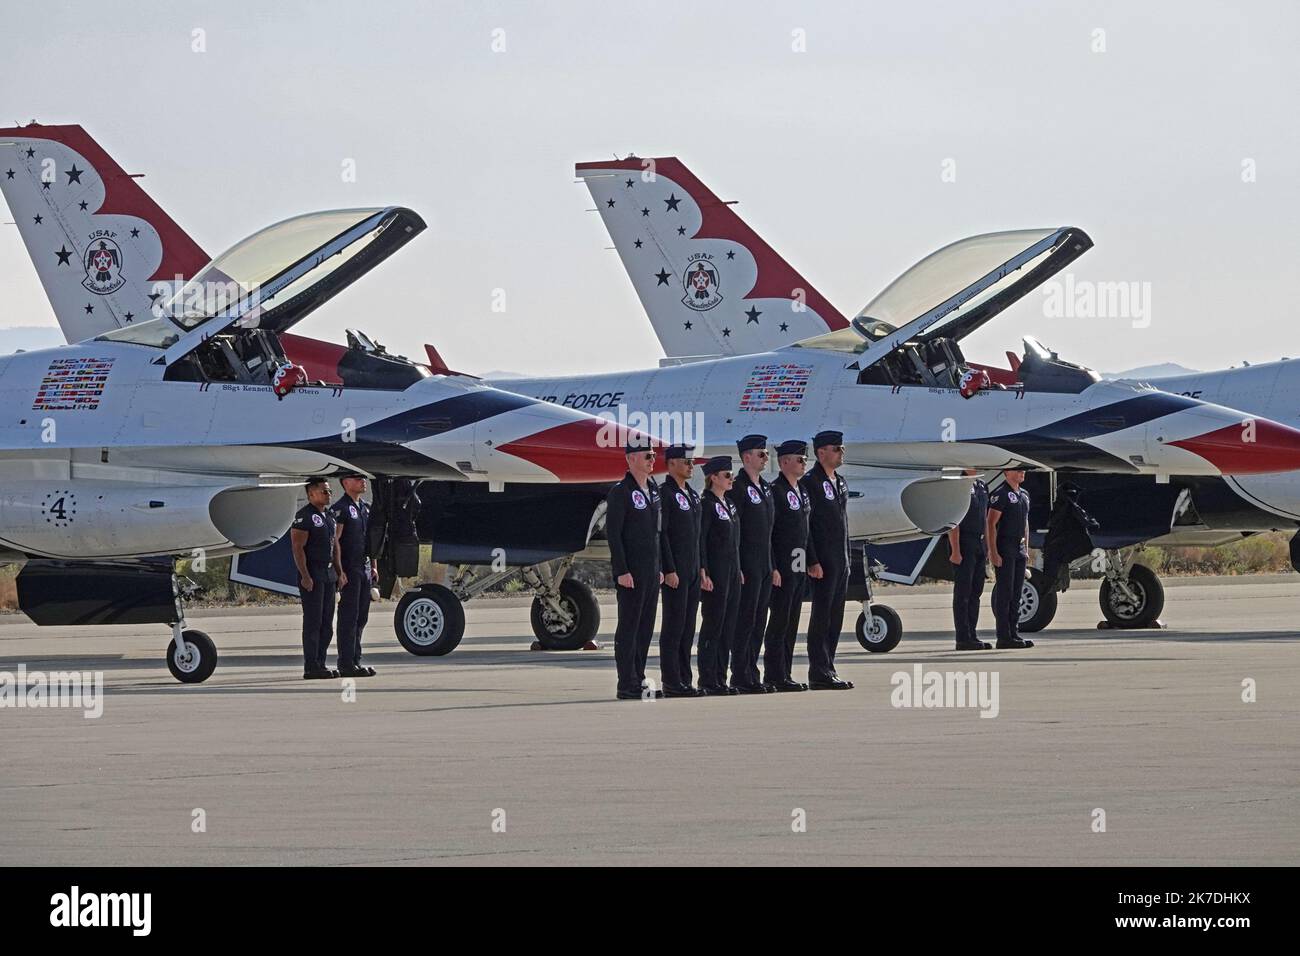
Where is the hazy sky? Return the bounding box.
[2,0,1296,376]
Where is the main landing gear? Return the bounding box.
[392,555,601,656]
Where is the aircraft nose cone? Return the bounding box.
[1168,418,1300,475]
[495,419,662,482]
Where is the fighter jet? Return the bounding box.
[578,154,1300,640]
[0,127,654,682]
[9,127,1300,660]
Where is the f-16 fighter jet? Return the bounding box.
[0,129,654,682]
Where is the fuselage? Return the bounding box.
[1151,359,1300,521]
[0,338,624,484]
[496,345,1287,479]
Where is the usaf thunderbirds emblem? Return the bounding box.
[82,232,125,295]
[787,490,800,510]
[675,492,690,511]
[681,253,722,312]
[715,502,730,520]
[747,485,761,504]
[631,489,647,510]
[822,480,835,500]
[311,513,325,527]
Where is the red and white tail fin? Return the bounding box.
[576,157,849,358]
[0,123,209,343]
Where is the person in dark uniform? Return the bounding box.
[800,431,855,690]
[657,445,702,697]
[726,434,776,694]
[290,478,344,679]
[987,467,1035,649]
[763,439,813,691]
[697,456,741,696]
[948,468,991,650]
[606,437,663,699]
[331,472,376,678]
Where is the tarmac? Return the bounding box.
[1,574,1296,865]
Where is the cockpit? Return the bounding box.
[791,226,1100,395]
[92,206,429,391]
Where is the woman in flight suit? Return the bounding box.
[697,456,742,696]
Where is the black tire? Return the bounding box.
[166,629,218,684]
[1019,568,1059,633]
[530,578,601,650]
[1099,563,1164,628]
[856,604,903,652]
[394,584,465,656]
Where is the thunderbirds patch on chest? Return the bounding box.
[747,485,762,504]
[787,490,801,510]
[738,362,812,413]
[32,357,115,411]
[822,480,835,500]
[631,490,647,510]
[1008,491,1018,503]
[349,505,359,518]
[675,492,690,511]
[311,513,325,527]
[715,502,730,520]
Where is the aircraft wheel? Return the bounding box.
[167,629,218,684]
[1018,568,1058,633]
[1099,563,1164,628]
[531,578,601,650]
[856,604,903,652]
[394,584,465,656]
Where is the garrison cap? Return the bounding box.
[812,430,844,449]
[664,444,694,461]
[702,455,733,476]
[736,433,768,454]
[776,439,807,457]
[624,435,655,454]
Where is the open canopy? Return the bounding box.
[96,206,425,356]
[790,226,1092,363]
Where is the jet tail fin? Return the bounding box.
[0,123,209,343]
[575,156,849,358]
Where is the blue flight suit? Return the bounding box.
[606,473,662,697]
[330,494,372,670]
[658,477,702,690]
[952,479,989,646]
[697,490,741,691]
[727,470,775,688]
[989,484,1031,643]
[293,503,337,671]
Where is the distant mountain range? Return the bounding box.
[1101,362,1201,380]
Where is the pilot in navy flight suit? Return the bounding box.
[727,434,776,694]
[290,478,344,679]
[657,445,702,697]
[330,472,376,678]
[800,431,855,690]
[697,456,741,696]
[763,439,814,691]
[988,467,1035,649]
[948,469,991,650]
[605,437,663,700]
